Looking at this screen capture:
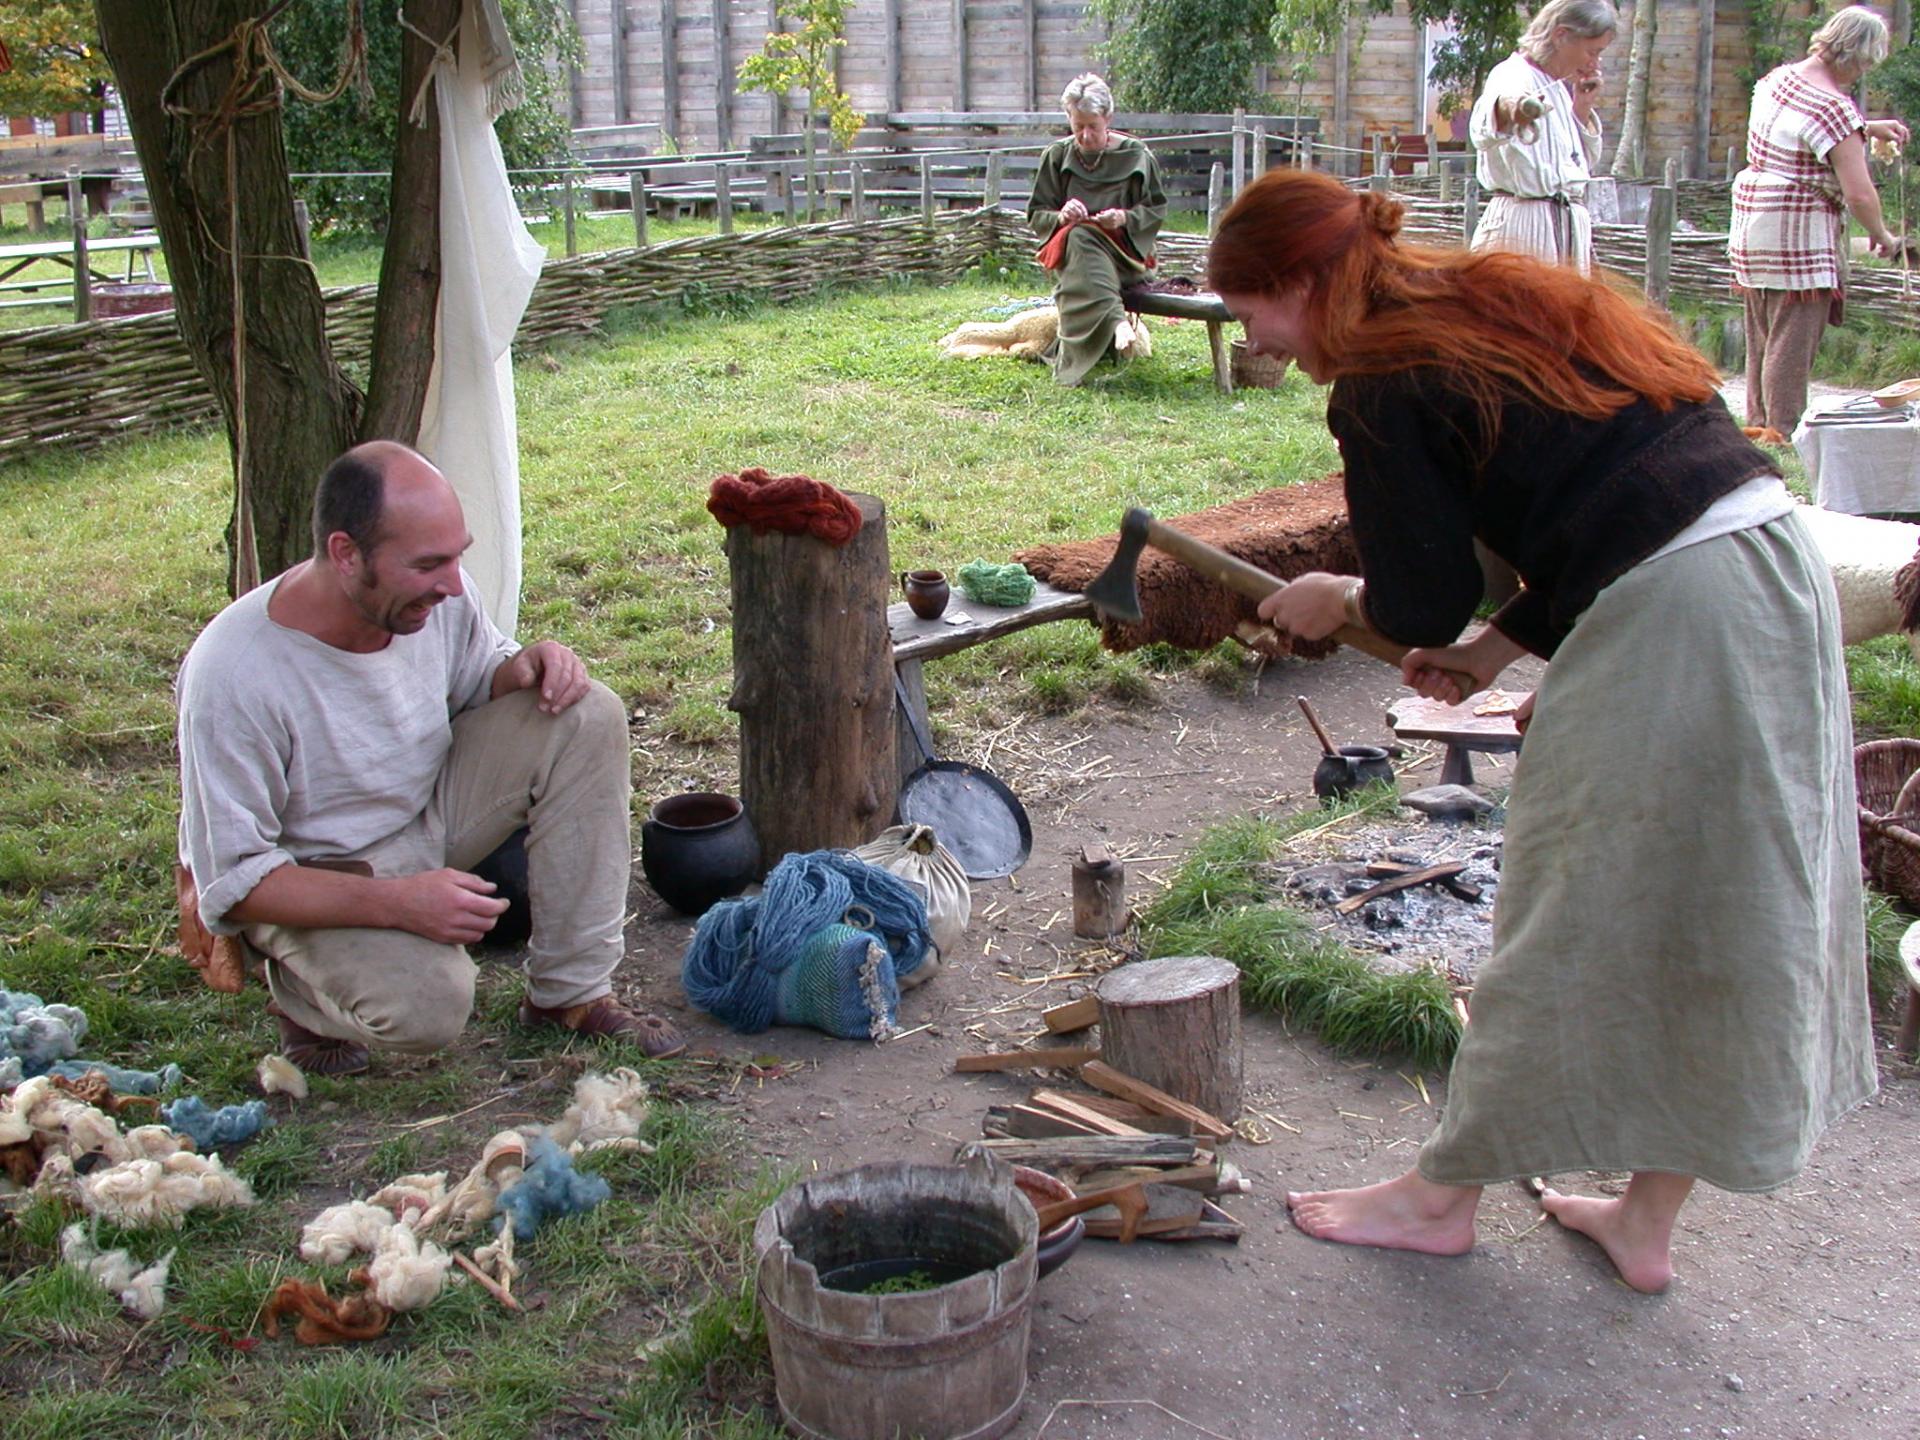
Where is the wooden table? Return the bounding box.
[1385,691,1527,787]
[0,233,162,313]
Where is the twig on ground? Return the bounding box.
[453,1251,523,1312]
[1460,1369,1513,1397]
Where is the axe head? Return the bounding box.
[1084,507,1153,624]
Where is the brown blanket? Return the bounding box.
[1015,476,1356,656]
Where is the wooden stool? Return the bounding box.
[1897,922,1920,1059]
[1386,691,1527,787]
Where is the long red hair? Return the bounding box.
[1207,169,1717,433]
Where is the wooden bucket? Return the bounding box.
[754,1153,1037,1440]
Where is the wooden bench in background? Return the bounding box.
[1121,285,1235,393]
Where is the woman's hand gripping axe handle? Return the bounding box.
[1083,507,1480,697]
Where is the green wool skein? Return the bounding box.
[956,560,1036,607]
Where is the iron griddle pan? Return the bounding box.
[894,676,1033,879]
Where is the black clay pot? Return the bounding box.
[1312,744,1395,801]
[640,793,762,915]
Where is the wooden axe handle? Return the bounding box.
[1138,514,1479,697]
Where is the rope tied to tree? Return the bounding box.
[159,0,373,594]
[707,466,864,545]
[956,560,1037,607]
[395,6,458,128]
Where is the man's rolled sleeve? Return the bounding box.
[177,692,296,935]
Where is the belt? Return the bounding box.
[1487,190,1580,206]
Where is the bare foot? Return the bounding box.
[1539,1189,1675,1293]
[1286,1171,1479,1255]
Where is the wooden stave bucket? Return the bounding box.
[754,1153,1037,1440]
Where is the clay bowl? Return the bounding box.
[1012,1165,1086,1279]
[1872,377,1920,408]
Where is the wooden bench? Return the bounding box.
[888,580,1094,784]
[1385,693,1527,787]
[1121,286,1236,393]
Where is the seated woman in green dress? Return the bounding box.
[1026,74,1168,386]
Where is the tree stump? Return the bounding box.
[1096,956,1242,1122]
[726,492,896,864]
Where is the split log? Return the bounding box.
[726,491,895,862]
[1095,956,1243,1122]
[1079,1060,1236,1143]
[984,1104,1105,1140]
[1041,996,1100,1033]
[1021,1091,1146,1137]
[1333,861,1467,915]
[957,1135,1199,1168]
[1080,1183,1205,1239]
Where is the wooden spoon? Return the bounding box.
[1296,695,1339,757]
[1033,1181,1150,1244]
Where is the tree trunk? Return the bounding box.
[726,493,896,863]
[1095,956,1243,1122]
[1610,0,1657,180]
[362,0,459,443]
[97,0,361,592]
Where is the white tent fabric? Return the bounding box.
[414,1,543,637]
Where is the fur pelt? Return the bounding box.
[1016,476,1355,657]
[938,306,1060,359]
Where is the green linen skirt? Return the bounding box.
[1418,510,1876,1192]
[1046,226,1148,387]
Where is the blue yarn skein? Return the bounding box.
[161,1096,272,1148]
[1,988,184,1094]
[681,851,931,1034]
[494,1135,612,1241]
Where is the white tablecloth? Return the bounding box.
[1794,403,1920,515]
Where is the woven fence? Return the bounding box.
[0,208,997,466]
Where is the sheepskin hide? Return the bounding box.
[938,306,1060,359]
[1016,475,1357,657]
[1795,503,1920,660]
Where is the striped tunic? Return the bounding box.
[1729,67,1862,297]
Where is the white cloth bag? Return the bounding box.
[853,825,970,988]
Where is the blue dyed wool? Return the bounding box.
[2,988,89,1072]
[161,1096,272,1148]
[494,1135,611,1240]
[681,851,930,1036]
[43,1060,185,1095]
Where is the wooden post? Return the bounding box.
[711,0,733,152]
[1462,174,1479,245]
[786,161,801,224]
[1251,120,1268,179]
[1095,956,1243,1122]
[1370,131,1385,180]
[1663,155,1679,189]
[952,0,969,111]
[630,172,650,246]
[1022,0,1039,111]
[1333,15,1352,177]
[1207,161,1223,236]
[850,161,866,222]
[884,0,902,114]
[611,0,631,125]
[920,154,934,222]
[766,0,788,134]
[660,0,680,142]
[68,171,91,324]
[726,492,897,862]
[568,0,584,125]
[984,149,1005,208]
[1693,0,1715,181]
[1071,844,1126,938]
[1645,183,1674,308]
[1231,107,1246,199]
[1726,144,1739,180]
[715,161,734,234]
[292,198,312,259]
[562,170,578,256]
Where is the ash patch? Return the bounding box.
[1279,814,1504,982]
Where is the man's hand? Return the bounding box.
[1255,572,1351,642]
[387,868,509,945]
[491,639,590,714]
[1093,207,1127,231]
[1060,197,1090,222]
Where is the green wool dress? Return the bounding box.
[1027,136,1168,386]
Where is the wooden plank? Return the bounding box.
[951,0,969,110]
[959,1135,1199,1167]
[1074,1161,1218,1194]
[883,0,902,115]
[984,1103,1105,1139]
[1383,692,1526,749]
[660,0,680,138]
[611,0,631,125]
[712,0,733,151]
[1042,995,1099,1033]
[1333,862,1467,916]
[953,1045,1099,1072]
[890,580,1094,664]
[1079,1059,1235,1143]
[1080,1183,1205,1238]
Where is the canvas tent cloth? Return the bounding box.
[1015,475,1356,657]
[413,0,544,637]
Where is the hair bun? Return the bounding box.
[1356,190,1405,241]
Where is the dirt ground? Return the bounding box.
[617,647,1920,1440]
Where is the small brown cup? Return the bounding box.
[901,568,950,620]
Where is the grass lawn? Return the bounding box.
[4,230,1918,1436]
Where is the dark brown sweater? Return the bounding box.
[1327,366,1776,658]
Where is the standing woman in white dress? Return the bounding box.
[1469,0,1618,273]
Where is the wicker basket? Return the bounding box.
[1230,338,1289,389]
[1854,738,1920,904]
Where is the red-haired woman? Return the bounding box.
[1212,168,1873,1293]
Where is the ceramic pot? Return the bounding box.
[901,569,950,621]
[641,793,761,915]
[1312,745,1395,801]
[1012,1165,1087,1280]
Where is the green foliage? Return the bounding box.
[273,0,581,233]
[1088,0,1278,113]
[1400,0,1527,115]
[737,0,861,149]
[1864,889,1910,1014]
[0,0,109,119]
[1875,42,1920,138]
[1739,0,1817,93]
